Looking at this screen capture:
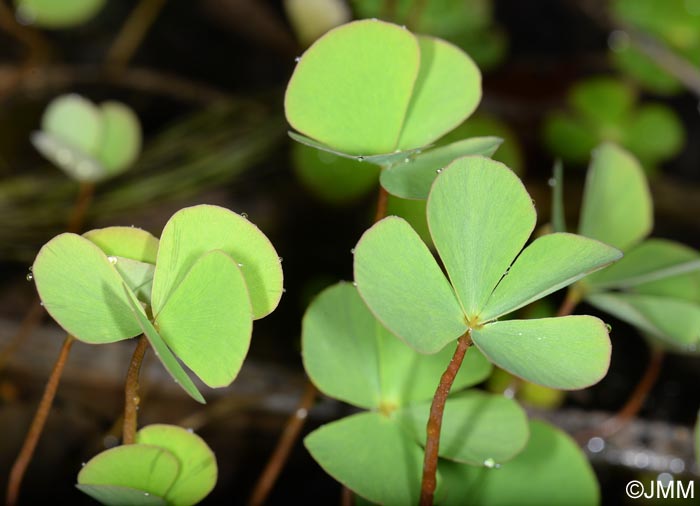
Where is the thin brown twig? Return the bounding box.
[66,182,95,234]
[373,185,389,224]
[123,335,149,445]
[0,64,231,104]
[556,288,581,317]
[106,0,168,71]
[247,381,317,506]
[340,486,353,506]
[420,332,472,506]
[6,334,74,506]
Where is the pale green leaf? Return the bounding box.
[427,156,535,320]
[152,204,282,320]
[354,217,467,354]
[471,316,611,389]
[77,445,179,502]
[586,292,700,349]
[586,239,700,290]
[155,250,253,388]
[578,143,652,251]
[396,36,481,150]
[439,420,600,506]
[136,425,217,506]
[123,284,205,404]
[399,390,529,465]
[305,412,425,505]
[380,137,502,199]
[41,94,102,155]
[15,0,105,28]
[302,283,491,410]
[96,101,142,174]
[285,20,420,155]
[480,233,622,321]
[32,233,141,344]
[83,226,159,264]
[76,484,166,506]
[113,257,155,305]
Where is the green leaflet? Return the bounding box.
[380,137,503,199]
[152,204,282,320]
[471,317,611,390]
[578,143,652,251]
[302,283,491,410]
[398,390,528,465]
[439,420,600,506]
[305,412,426,506]
[32,233,142,344]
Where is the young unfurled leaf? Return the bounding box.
[83,226,159,264]
[77,424,216,506]
[355,156,617,388]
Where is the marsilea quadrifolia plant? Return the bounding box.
[28,204,283,503]
[286,19,622,506]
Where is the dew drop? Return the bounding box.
[587,437,605,453]
[608,29,630,52]
[282,288,287,294]
[352,281,358,287]
[605,324,612,332]
[483,458,497,468]
[107,256,118,265]
[144,492,150,497]
[350,248,355,255]
[81,462,86,467]
[294,56,301,63]
[187,427,194,433]
[547,177,556,187]
[436,168,443,174]
[357,156,365,162]
[26,272,33,281]
[39,301,44,307]
[240,212,248,219]
[28,266,33,272]
[238,263,244,267]
[401,25,407,29]
[278,256,284,263]
[404,158,411,163]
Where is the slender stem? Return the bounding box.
[123,335,149,445]
[6,334,74,506]
[66,182,95,234]
[420,332,472,506]
[373,185,389,224]
[340,486,353,506]
[406,0,428,29]
[598,347,664,437]
[556,288,580,317]
[106,0,168,71]
[247,381,317,506]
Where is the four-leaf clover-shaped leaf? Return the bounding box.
[77,424,217,506]
[303,282,530,505]
[32,205,283,402]
[543,77,684,168]
[354,155,621,389]
[573,143,700,352]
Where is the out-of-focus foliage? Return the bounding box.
[283,0,351,47]
[351,0,507,70]
[543,77,684,169]
[15,0,105,28]
[610,0,700,94]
